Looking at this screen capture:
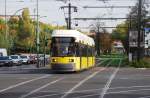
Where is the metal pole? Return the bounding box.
[33,8,36,54]
[97,27,100,56]
[36,0,40,68]
[128,15,132,62]
[5,0,10,55]
[128,15,132,53]
[5,0,7,39]
[137,0,142,61]
[44,35,46,67]
[68,3,71,29]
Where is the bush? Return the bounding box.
[128,58,150,68]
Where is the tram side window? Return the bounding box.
[92,47,95,56]
[89,46,93,57]
[75,44,80,56]
[51,44,59,56]
[81,45,87,57]
[91,47,93,56]
[68,45,75,56]
[88,47,92,57]
[80,45,83,56]
[86,45,89,57]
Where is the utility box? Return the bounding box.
[129,30,144,60]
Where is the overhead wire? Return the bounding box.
[55,0,149,32]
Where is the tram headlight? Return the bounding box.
[52,59,57,62]
[69,59,74,62]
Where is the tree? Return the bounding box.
[111,0,149,53]
[127,1,148,30]
[111,22,128,53]
[8,16,20,53]
[0,8,66,54]
[90,21,105,55]
[0,18,9,49]
[17,8,34,52]
[99,32,112,54]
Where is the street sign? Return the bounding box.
[144,28,150,48]
[129,30,138,47]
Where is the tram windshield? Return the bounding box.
[51,37,75,56]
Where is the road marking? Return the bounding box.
[72,88,150,98]
[100,59,122,98]
[95,58,111,67]
[30,93,62,98]
[95,60,107,66]
[73,84,150,96]
[20,77,64,98]
[108,88,150,94]
[32,84,150,98]
[0,75,50,93]
[60,68,106,98]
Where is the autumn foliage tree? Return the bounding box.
[0,8,66,54]
[17,8,34,52]
[0,18,9,48]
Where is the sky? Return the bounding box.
[0,0,138,32]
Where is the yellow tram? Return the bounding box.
[50,30,95,72]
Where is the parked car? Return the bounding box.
[29,55,37,64]
[20,55,30,64]
[10,55,22,66]
[0,56,13,67]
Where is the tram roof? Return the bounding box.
[52,30,95,46]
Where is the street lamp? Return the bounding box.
[5,0,7,39]
[12,8,27,16]
[35,0,48,68]
[36,0,40,68]
[38,16,47,67]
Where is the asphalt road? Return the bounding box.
[0,62,150,98]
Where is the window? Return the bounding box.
[51,43,75,57]
[51,37,75,57]
[81,45,87,57]
[52,37,75,43]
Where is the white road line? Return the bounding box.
[30,59,113,98]
[105,59,113,67]
[73,84,150,96]
[72,88,150,98]
[0,75,50,93]
[19,77,64,98]
[100,59,122,98]
[95,59,111,67]
[107,88,150,94]
[95,60,106,66]
[60,68,106,98]
[73,93,98,98]
[30,93,62,98]
[32,84,150,98]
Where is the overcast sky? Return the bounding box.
[0,0,138,32]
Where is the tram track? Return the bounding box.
[27,59,112,98]
[68,59,122,98]
[58,59,113,98]
[0,58,149,98]
[0,59,130,98]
